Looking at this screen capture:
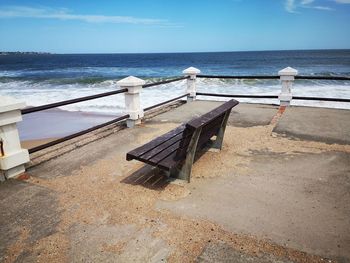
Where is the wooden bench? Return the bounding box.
[126,99,239,182]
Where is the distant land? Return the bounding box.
[0,52,52,55]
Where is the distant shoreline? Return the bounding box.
[0,52,52,55]
[1,49,349,56]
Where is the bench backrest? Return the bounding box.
[176,99,239,160]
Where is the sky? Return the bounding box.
[0,0,349,53]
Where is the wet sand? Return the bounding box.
[21,138,58,150]
[18,108,118,141]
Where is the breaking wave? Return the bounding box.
[1,75,350,114]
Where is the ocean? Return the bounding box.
[1,50,350,114]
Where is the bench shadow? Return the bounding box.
[122,143,218,190]
[121,165,170,190]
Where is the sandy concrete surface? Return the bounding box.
[273,106,350,145]
[196,241,294,263]
[151,100,279,127]
[157,150,350,261]
[1,101,350,263]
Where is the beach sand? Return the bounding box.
[18,108,118,141]
[21,138,58,149]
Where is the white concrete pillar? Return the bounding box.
[0,96,30,181]
[278,67,298,106]
[117,76,145,128]
[183,67,201,102]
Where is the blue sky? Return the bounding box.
[0,0,349,53]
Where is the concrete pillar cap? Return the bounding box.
[278,67,298,76]
[0,96,26,113]
[117,76,145,87]
[183,67,201,75]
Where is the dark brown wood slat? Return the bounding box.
[126,124,185,160]
[157,151,178,170]
[159,118,225,171]
[175,127,193,160]
[186,102,234,130]
[198,126,221,149]
[140,133,184,160]
[186,113,225,152]
[149,140,182,164]
[128,155,161,168]
[186,99,238,129]
[201,113,225,133]
[176,113,224,159]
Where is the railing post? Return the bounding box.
[278,67,298,106]
[183,67,201,102]
[117,76,145,128]
[0,96,30,181]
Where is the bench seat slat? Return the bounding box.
[149,141,182,164]
[139,133,184,160]
[186,100,238,130]
[157,151,178,170]
[126,124,185,161]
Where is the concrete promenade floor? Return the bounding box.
[1,101,350,263]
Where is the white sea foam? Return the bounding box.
[196,78,350,109]
[0,78,349,114]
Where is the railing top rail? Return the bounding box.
[197,75,350,81]
[144,93,189,111]
[197,92,350,103]
[295,76,350,80]
[28,114,129,154]
[143,76,188,88]
[197,92,278,99]
[22,88,128,115]
[198,75,279,79]
[21,76,187,115]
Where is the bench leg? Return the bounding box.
[209,110,231,152]
[170,127,202,183]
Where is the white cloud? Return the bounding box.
[312,5,334,10]
[334,0,350,3]
[301,0,314,4]
[285,0,335,12]
[0,6,170,25]
[285,0,296,13]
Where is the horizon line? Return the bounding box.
[1,48,350,55]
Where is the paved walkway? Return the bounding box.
[273,106,350,145]
[1,101,349,263]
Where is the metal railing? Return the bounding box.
[21,88,128,115]
[197,92,279,99]
[143,76,188,88]
[197,74,350,102]
[17,73,350,154]
[197,75,350,81]
[196,92,350,103]
[4,66,350,180]
[24,77,189,153]
[28,114,130,154]
[144,93,189,111]
[197,75,279,79]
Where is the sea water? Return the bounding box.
[1,50,350,114]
